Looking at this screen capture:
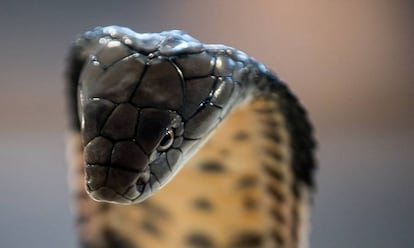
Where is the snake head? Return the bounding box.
[76,26,239,204]
[81,97,185,204]
[76,41,191,203]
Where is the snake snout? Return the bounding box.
[84,136,150,203]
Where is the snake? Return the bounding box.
[65,26,316,248]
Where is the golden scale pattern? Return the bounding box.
[68,97,311,248]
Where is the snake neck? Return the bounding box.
[66,26,315,248]
[68,95,312,248]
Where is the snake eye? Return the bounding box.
[158,129,174,151]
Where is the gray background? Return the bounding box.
[0,1,413,247]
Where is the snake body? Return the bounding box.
[66,26,315,248]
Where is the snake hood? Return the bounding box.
[77,26,253,204]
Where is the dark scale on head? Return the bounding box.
[131,58,184,110]
[185,232,215,248]
[73,25,264,206]
[198,160,227,173]
[180,76,216,119]
[174,52,214,79]
[184,105,222,139]
[77,31,244,204]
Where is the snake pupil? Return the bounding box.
[158,129,174,151]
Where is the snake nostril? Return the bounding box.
[85,165,148,203]
[135,169,150,193]
[136,181,145,193]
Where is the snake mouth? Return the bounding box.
[85,164,153,204]
[82,132,182,204]
[84,152,176,204]
[82,145,167,204]
[83,137,151,204]
[83,134,153,204]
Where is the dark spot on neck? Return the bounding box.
[263,130,282,143]
[264,148,283,161]
[103,229,136,248]
[233,131,250,141]
[266,184,285,203]
[230,231,263,248]
[243,196,258,211]
[262,118,280,129]
[262,162,284,182]
[237,175,258,189]
[186,232,215,248]
[253,107,275,114]
[140,219,162,237]
[198,160,227,173]
[193,198,214,211]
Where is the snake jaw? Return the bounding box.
[87,186,132,204]
[131,148,184,203]
[86,165,151,205]
[75,26,254,204]
[85,147,184,204]
[80,97,186,204]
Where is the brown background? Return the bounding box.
[0,1,413,247]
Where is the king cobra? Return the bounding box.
[66,26,316,248]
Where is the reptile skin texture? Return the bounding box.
[66,26,316,248]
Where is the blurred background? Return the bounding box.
[0,1,413,247]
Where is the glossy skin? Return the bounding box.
[75,26,256,203]
[66,26,316,247]
[68,26,314,205]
